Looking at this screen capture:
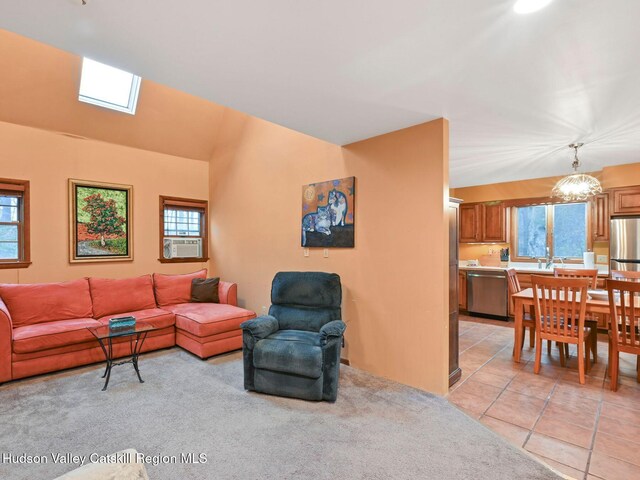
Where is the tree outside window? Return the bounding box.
[515,203,587,260]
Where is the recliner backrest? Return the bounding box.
[269,272,341,332]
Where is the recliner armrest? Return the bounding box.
[240,315,279,340]
[320,320,346,344]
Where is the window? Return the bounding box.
[159,196,208,263]
[514,202,588,260]
[0,179,30,268]
[79,58,141,115]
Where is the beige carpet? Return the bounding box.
[0,349,563,479]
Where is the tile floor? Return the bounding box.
[448,315,640,480]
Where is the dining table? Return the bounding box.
[512,288,612,363]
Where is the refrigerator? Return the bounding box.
[610,217,640,272]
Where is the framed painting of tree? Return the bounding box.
[68,179,133,263]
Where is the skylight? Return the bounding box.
[79,58,141,115]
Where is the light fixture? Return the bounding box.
[513,0,553,14]
[551,143,603,201]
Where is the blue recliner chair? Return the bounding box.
[240,272,346,402]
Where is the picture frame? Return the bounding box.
[302,176,355,248]
[69,179,133,263]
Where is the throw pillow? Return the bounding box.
[191,277,220,303]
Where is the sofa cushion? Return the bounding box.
[190,277,220,303]
[0,279,94,328]
[13,318,102,354]
[97,308,175,330]
[153,270,207,307]
[253,338,323,378]
[13,326,174,362]
[89,276,157,318]
[165,303,255,337]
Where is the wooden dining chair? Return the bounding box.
[606,279,640,391]
[554,267,599,362]
[554,268,599,288]
[506,268,536,350]
[610,271,640,375]
[532,275,592,384]
[611,270,640,282]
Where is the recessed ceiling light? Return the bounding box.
[513,0,553,14]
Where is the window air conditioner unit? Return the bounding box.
[163,238,202,259]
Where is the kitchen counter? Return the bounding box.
[459,263,609,276]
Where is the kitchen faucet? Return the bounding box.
[537,247,565,269]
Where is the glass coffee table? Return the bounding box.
[87,322,159,391]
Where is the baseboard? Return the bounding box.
[340,358,350,366]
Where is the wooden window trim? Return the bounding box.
[510,201,592,263]
[0,178,31,269]
[158,195,209,263]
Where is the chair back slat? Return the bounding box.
[611,270,640,282]
[506,268,521,310]
[554,268,599,289]
[532,275,589,340]
[607,279,640,350]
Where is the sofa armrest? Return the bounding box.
[320,320,346,345]
[240,315,279,340]
[0,298,13,383]
[218,281,237,306]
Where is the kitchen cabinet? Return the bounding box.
[516,273,533,289]
[482,202,508,242]
[592,313,608,330]
[459,271,467,310]
[459,202,509,243]
[611,186,640,215]
[459,204,481,242]
[591,193,609,241]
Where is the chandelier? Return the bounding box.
[551,143,602,201]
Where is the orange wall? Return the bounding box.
[0,121,209,284]
[452,163,640,263]
[209,110,450,394]
[451,162,640,203]
[0,29,225,162]
[600,162,640,188]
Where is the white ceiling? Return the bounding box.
[1,0,639,187]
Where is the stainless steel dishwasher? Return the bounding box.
[466,270,509,320]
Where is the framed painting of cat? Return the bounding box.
[301,176,355,248]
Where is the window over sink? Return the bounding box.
[514,202,587,261]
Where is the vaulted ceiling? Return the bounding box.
[1,0,639,186]
[0,30,225,161]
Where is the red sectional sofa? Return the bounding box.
[0,270,255,384]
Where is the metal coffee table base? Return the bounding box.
[95,332,149,391]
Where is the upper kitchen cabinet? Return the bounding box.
[482,202,508,242]
[611,186,640,215]
[460,202,509,243]
[591,193,609,241]
[460,204,482,242]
